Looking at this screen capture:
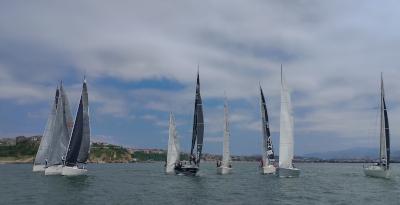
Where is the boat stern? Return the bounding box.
[217,166,232,175]
[32,165,46,172]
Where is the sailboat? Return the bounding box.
[33,87,59,172]
[174,72,204,176]
[277,66,300,178]
[45,82,74,175]
[364,74,391,179]
[166,112,180,174]
[62,78,91,176]
[217,94,232,174]
[259,86,276,174]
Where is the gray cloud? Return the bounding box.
[1,1,400,153]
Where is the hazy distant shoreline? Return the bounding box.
[2,136,398,164]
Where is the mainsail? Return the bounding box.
[47,83,74,166]
[260,86,274,166]
[34,87,59,166]
[190,72,204,165]
[65,78,91,166]
[222,95,230,167]
[379,74,390,168]
[279,66,294,169]
[166,113,180,173]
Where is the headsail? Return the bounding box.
[61,83,74,136]
[222,94,231,167]
[260,86,274,166]
[279,66,294,169]
[166,113,180,173]
[34,87,59,166]
[380,74,390,168]
[65,78,91,166]
[47,83,74,166]
[190,71,204,165]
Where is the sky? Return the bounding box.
[1,0,400,155]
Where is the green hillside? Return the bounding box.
[0,136,132,163]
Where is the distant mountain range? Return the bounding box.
[304,147,400,160]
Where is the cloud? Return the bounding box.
[1,1,400,154]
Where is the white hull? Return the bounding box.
[44,165,63,175]
[261,165,276,175]
[278,167,300,178]
[364,165,390,179]
[32,165,46,172]
[62,166,88,176]
[217,166,232,175]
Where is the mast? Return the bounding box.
[34,87,59,166]
[279,65,294,169]
[222,93,230,167]
[380,74,390,168]
[190,70,204,165]
[65,78,91,166]
[260,86,274,166]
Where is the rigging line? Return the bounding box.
[369,82,381,148]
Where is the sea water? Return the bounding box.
[1,162,399,205]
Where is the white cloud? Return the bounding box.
[2,1,400,153]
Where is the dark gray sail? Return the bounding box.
[77,79,90,163]
[65,79,91,166]
[190,72,204,165]
[34,87,59,166]
[260,86,274,163]
[380,75,390,168]
[47,83,73,166]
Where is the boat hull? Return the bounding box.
[174,164,199,176]
[364,165,390,179]
[261,165,276,175]
[44,165,63,175]
[165,170,175,175]
[62,166,88,176]
[217,166,232,175]
[278,167,300,178]
[32,165,46,172]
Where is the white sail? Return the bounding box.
[166,113,180,173]
[222,95,230,167]
[47,83,73,166]
[279,67,294,169]
[33,87,59,170]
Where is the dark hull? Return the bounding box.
[174,165,199,176]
